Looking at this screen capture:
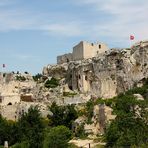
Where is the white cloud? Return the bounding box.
[0,7,84,37]
[41,22,83,37]
[78,0,148,44]
[0,0,147,45]
[12,53,39,61]
[0,0,17,6]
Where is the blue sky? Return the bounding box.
[0,0,148,74]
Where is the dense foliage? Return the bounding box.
[48,102,78,129]
[0,107,45,148]
[0,103,78,147]
[105,81,148,147]
[85,100,94,123]
[44,77,59,88]
[16,106,45,148]
[43,126,72,148]
[15,75,26,81]
[0,115,20,146]
[0,79,148,147]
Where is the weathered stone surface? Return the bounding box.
[42,64,68,79]
[66,43,148,98]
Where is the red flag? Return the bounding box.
[2,64,5,68]
[130,35,134,40]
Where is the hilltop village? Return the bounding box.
[0,40,148,142]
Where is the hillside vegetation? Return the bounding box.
[0,79,148,148]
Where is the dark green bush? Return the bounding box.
[15,75,26,81]
[32,73,43,82]
[44,77,59,88]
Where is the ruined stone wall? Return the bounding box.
[73,41,84,61]
[73,41,109,61]
[56,41,109,64]
[83,42,108,59]
[57,53,73,64]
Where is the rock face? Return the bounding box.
[44,40,148,98]
[42,64,68,79]
[66,43,148,98]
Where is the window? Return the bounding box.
[99,44,101,49]
[66,58,69,62]
[7,102,12,105]
[70,74,72,78]
[85,76,88,81]
[79,75,81,79]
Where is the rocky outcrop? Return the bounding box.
[42,64,68,79]
[65,43,148,98]
[43,41,148,99]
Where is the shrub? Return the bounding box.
[44,77,59,88]
[43,126,72,148]
[48,102,78,129]
[15,75,26,81]
[63,92,77,97]
[74,123,87,138]
[32,73,43,82]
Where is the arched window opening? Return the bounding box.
[7,102,12,105]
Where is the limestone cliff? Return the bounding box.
[43,40,148,98]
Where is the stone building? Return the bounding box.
[0,93,20,106]
[57,41,109,64]
[73,41,109,61]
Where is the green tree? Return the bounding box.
[105,94,148,147]
[0,115,8,145]
[48,102,78,129]
[17,106,45,148]
[85,99,94,123]
[43,126,72,148]
[0,115,18,146]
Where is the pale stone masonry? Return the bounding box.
[73,41,108,61]
[57,41,109,64]
[57,53,73,64]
